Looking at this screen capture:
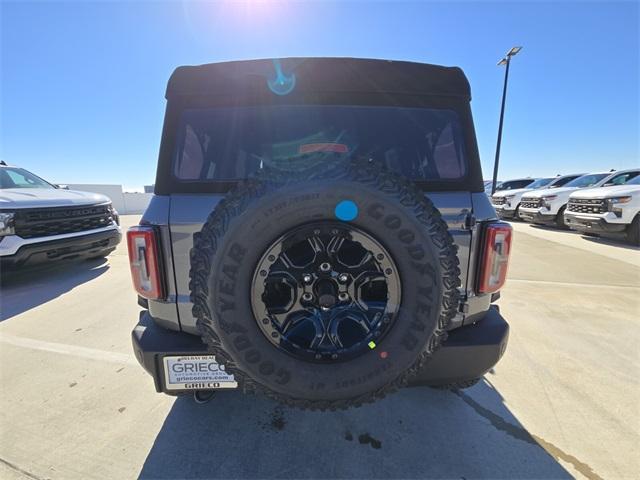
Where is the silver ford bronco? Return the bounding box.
[128,58,512,409]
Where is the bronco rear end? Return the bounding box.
[129,58,511,409]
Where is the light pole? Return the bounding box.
[491,46,522,195]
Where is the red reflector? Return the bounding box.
[299,143,349,154]
[477,222,512,294]
[127,226,164,300]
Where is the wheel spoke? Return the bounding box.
[326,235,344,261]
[308,235,325,255]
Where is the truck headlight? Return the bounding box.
[0,212,15,236]
[606,196,631,217]
[541,195,557,210]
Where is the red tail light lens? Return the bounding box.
[477,222,512,294]
[127,226,165,300]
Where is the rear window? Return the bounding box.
[173,105,467,182]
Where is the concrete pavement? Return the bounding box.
[0,216,638,479]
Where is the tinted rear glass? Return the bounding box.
[173,105,467,182]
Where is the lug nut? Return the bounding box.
[319,262,331,272]
[338,274,348,283]
[302,293,313,302]
[338,292,350,302]
[303,274,313,284]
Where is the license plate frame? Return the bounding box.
[162,355,238,391]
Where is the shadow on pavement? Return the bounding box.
[581,235,638,250]
[0,259,109,321]
[529,223,637,249]
[139,381,574,479]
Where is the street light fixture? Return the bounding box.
[491,46,523,195]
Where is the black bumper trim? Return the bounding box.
[519,211,556,225]
[496,209,517,219]
[132,306,509,393]
[564,215,627,234]
[0,229,121,269]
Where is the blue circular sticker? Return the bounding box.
[335,200,358,221]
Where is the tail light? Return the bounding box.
[477,222,512,294]
[127,226,165,300]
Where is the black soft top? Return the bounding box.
[166,57,471,100]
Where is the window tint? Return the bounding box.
[496,179,534,191]
[603,171,639,186]
[626,175,640,185]
[526,178,554,189]
[173,105,467,182]
[565,174,608,188]
[552,175,581,187]
[0,167,54,189]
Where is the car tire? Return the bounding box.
[555,206,568,229]
[628,215,640,246]
[189,161,461,410]
[513,205,521,221]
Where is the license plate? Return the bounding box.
[163,355,238,391]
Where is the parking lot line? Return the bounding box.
[0,332,137,366]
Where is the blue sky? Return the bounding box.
[1,1,638,190]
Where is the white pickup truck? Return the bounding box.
[0,163,121,269]
[564,174,640,244]
[518,169,640,228]
[490,174,582,221]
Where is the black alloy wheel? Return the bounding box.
[251,222,401,363]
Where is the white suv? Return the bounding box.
[0,163,121,269]
[491,174,583,221]
[564,174,640,244]
[518,169,640,228]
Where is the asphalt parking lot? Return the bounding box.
[1,216,638,480]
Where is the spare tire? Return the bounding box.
[189,162,460,409]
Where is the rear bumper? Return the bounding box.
[564,214,627,234]
[0,228,121,269]
[132,306,510,393]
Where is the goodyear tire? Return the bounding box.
[189,162,460,409]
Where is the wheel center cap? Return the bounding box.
[315,278,338,308]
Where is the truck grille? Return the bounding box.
[567,198,605,214]
[491,196,506,205]
[14,204,115,239]
[520,198,541,209]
